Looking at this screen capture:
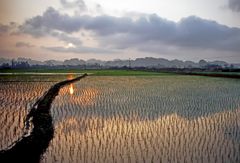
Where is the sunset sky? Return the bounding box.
[0,0,240,62]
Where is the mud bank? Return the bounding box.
[0,74,87,163]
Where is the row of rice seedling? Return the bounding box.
[42,76,240,163]
[0,75,59,149]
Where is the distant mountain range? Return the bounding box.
[0,57,240,69]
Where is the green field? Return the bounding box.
[1,69,239,78]
[0,69,173,76]
[192,71,240,75]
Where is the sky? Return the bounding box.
[0,0,240,62]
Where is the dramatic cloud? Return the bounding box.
[228,0,240,12]
[15,42,34,48]
[20,7,240,54]
[20,7,132,35]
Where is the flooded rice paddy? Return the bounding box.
[0,75,240,163]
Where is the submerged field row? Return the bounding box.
[0,82,53,149]
[0,74,88,162]
[44,76,240,163]
[0,76,240,162]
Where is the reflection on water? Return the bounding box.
[44,76,240,163]
[45,110,240,163]
[1,76,240,162]
[0,80,54,150]
[68,75,75,95]
[69,84,74,95]
[60,86,99,107]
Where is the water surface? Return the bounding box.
[0,75,240,162]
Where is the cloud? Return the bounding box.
[50,31,82,45]
[0,24,9,33]
[20,7,240,54]
[0,22,18,35]
[60,0,86,10]
[95,4,103,13]
[228,0,240,12]
[15,42,35,48]
[20,7,133,35]
[42,45,116,54]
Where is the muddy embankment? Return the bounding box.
[0,73,88,163]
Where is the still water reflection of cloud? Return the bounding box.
[48,108,240,163]
[60,86,99,107]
